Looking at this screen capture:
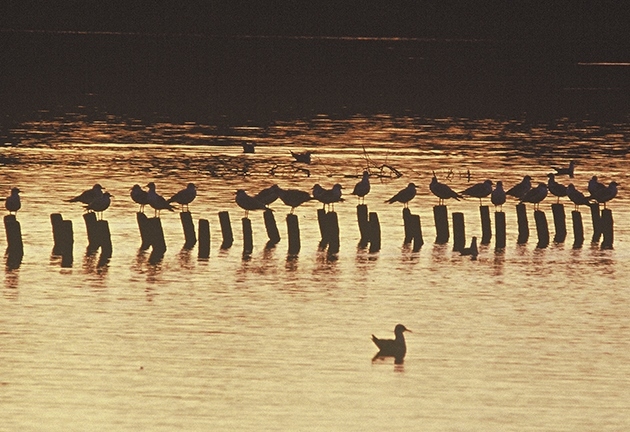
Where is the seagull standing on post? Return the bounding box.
[351,171,370,204]
[491,181,506,210]
[235,189,269,218]
[385,183,417,208]
[430,175,462,205]
[146,182,175,217]
[506,175,532,199]
[547,173,567,203]
[130,184,149,212]
[167,183,197,212]
[5,187,21,215]
[460,179,493,205]
[519,183,548,210]
[67,184,104,205]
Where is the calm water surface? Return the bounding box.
[2,115,630,431]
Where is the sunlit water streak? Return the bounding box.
[1,114,630,431]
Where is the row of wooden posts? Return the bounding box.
[3,202,614,269]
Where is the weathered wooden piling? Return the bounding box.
[326,211,340,255]
[452,212,465,252]
[534,210,549,248]
[83,212,99,251]
[218,211,234,249]
[551,203,567,243]
[136,212,151,250]
[600,209,614,250]
[357,204,370,248]
[51,213,74,257]
[368,212,381,253]
[480,205,492,245]
[571,210,584,249]
[263,209,281,246]
[145,217,167,256]
[589,203,602,243]
[286,214,301,255]
[516,203,529,244]
[4,214,24,261]
[96,220,113,258]
[317,208,329,249]
[403,208,413,244]
[433,205,449,244]
[410,214,423,252]
[180,211,197,249]
[198,219,210,259]
[242,217,253,255]
[495,211,506,250]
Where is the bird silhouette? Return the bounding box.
[85,192,113,219]
[67,184,103,205]
[588,176,607,197]
[385,183,416,208]
[430,176,462,205]
[351,171,371,204]
[313,183,343,211]
[506,175,532,199]
[519,183,548,210]
[566,184,592,210]
[130,184,149,212]
[146,182,175,217]
[372,324,410,363]
[167,183,197,212]
[5,187,21,214]
[547,173,567,203]
[491,181,506,210]
[590,181,618,208]
[275,187,312,214]
[552,160,575,178]
[254,184,280,207]
[460,236,478,259]
[235,189,269,218]
[460,180,492,205]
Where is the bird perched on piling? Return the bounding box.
[519,183,548,210]
[254,184,280,208]
[372,324,411,362]
[313,183,343,211]
[235,189,269,218]
[566,184,592,210]
[590,181,618,208]
[552,160,575,178]
[506,175,532,199]
[5,187,21,215]
[588,176,607,197]
[146,182,175,217]
[351,171,371,204]
[67,184,104,205]
[460,179,492,205]
[167,183,197,212]
[491,181,506,210]
[430,176,462,205]
[547,173,567,203]
[385,183,417,208]
[275,187,313,214]
[85,192,113,220]
[130,184,149,212]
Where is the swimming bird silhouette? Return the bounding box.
[275,187,313,214]
[590,181,618,208]
[460,236,478,258]
[254,184,280,207]
[313,183,343,211]
[167,183,197,212]
[290,150,312,164]
[5,187,21,214]
[552,160,575,178]
[519,183,548,210]
[547,173,567,203]
[67,184,103,204]
[130,184,149,212]
[351,171,371,204]
[460,180,492,205]
[588,176,607,197]
[235,189,269,218]
[491,181,506,210]
[566,184,592,210]
[506,175,532,199]
[385,183,416,208]
[85,192,113,219]
[146,182,175,217]
[430,176,462,205]
[372,324,411,362]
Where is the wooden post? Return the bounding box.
[95,220,112,259]
[146,217,167,255]
[589,203,602,244]
[433,205,449,244]
[452,212,465,252]
[551,203,567,243]
[571,210,584,249]
[263,209,281,246]
[410,214,423,252]
[242,217,253,255]
[601,209,614,250]
[326,211,340,255]
[403,208,413,244]
[357,204,370,248]
[83,212,99,252]
[516,203,529,244]
[534,210,549,249]
[495,211,506,250]
[317,208,329,249]
[480,205,492,245]
[4,215,24,265]
[368,212,381,253]
[180,211,197,249]
[198,219,210,259]
[287,214,301,255]
[51,213,64,255]
[218,211,234,249]
[136,212,151,250]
